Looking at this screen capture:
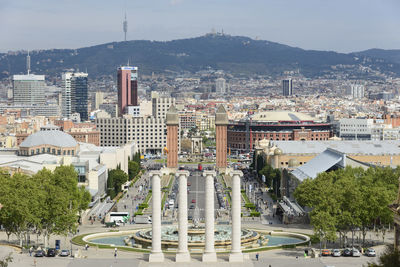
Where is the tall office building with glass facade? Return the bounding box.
[62,72,88,120]
[282,78,293,96]
[12,74,46,105]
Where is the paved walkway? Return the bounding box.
[1,242,384,267]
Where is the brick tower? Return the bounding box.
[166,105,179,168]
[215,105,228,169]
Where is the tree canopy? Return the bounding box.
[0,165,91,247]
[107,169,128,199]
[294,166,399,247]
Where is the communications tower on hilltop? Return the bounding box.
[123,12,128,41]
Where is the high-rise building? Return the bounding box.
[282,79,293,96]
[117,66,138,116]
[215,78,226,94]
[62,72,88,120]
[349,84,365,99]
[13,75,46,105]
[94,91,104,110]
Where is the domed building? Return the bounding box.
[19,130,79,156]
[228,111,332,151]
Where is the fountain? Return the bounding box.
[85,226,309,252]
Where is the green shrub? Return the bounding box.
[245,203,256,209]
[134,212,143,216]
[250,211,261,217]
[138,203,148,209]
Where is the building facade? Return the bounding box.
[216,78,226,94]
[282,79,293,96]
[96,95,176,154]
[349,84,365,99]
[228,111,332,151]
[117,66,138,116]
[12,74,46,105]
[339,118,373,140]
[62,72,89,120]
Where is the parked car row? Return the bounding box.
[321,248,376,257]
[34,248,70,257]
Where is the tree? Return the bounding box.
[259,163,280,189]
[32,166,90,247]
[294,166,399,248]
[180,138,192,153]
[0,166,90,248]
[108,169,128,196]
[0,172,37,247]
[128,161,140,180]
[132,152,141,164]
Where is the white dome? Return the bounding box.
[20,130,77,148]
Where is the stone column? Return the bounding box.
[202,170,217,262]
[215,105,228,169]
[149,171,164,262]
[166,105,179,168]
[176,170,191,262]
[229,170,243,262]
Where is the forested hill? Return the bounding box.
[1,34,399,79]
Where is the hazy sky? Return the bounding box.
[1,0,399,53]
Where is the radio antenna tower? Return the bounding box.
[26,50,31,75]
[123,12,128,41]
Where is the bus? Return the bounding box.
[108,212,130,223]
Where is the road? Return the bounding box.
[173,170,220,221]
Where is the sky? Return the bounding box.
[0,0,399,53]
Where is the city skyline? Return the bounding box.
[1,0,400,53]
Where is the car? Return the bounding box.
[365,248,376,257]
[352,248,361,257]
[189,204,195,209]
[34,250,46,257]
[321,249,331,256]
[331,249,341,257]
[46,248,56,257]
[188,215,193,220]
[342,248,352,257]
[59,249,70,257]
[191,199,196,203]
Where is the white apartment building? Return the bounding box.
[152,93,176,119]
[339,118,373,140]
[348,84,365,99]
[216,78,226,94]
[96,95,179,154]
[371,124,400,141]
[62,73,73,118]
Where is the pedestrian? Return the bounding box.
[29,246,33,256]
[114,248,117,259]
[256,252,259,261]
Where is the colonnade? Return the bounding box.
[148,170,244,263]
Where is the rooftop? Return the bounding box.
[272,140,400,155]
[251,111,315,122]
[20,130,78,148]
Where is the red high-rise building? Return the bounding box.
[117,66,138,116]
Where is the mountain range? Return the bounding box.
[1,34,400,80]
